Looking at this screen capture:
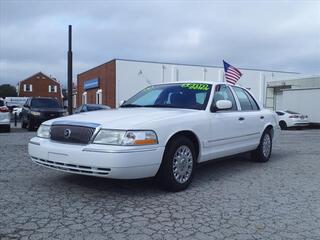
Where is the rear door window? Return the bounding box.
[244,91,260,110]
[232,87,253,111]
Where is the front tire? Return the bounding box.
[27,119,34,131]
[22,119,27,128]
[251,131,272,162]
[156,136,196,192]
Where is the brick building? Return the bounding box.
[77,60,116,108]
[18,72,62,102]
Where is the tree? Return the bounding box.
[0,84,17,98]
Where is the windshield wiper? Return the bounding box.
[120,104,143,108]
[142,104,180,108]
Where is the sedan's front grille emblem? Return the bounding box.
[64,129,72,139]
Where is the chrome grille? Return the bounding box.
[31,156,110,175]
[50,121,100,144]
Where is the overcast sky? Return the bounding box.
[0,0,319,87]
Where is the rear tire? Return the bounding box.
[156,136,196,192]
[279,121,287,130]
[251,131,272,162]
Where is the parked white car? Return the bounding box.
[28,82,279,191]
[0,99,11,132]
[12,107,22,118]
[276,110,309,130]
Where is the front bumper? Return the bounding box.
[0,113,10,125]
[28,137,165,179]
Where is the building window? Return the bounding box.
[48,85,57,93]
[96,89,102,104]
[23,84,32,92]
[82,92,87,104]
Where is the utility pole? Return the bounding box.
[67,25,73,115]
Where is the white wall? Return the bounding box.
[115,60,299,107]
[281,88,320,123]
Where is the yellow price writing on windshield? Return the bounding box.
[181,83,209,91]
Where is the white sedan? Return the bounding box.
[12,107,23,117]
[0,99,10,132]
[276,110,309,130]
[28,82,279,191]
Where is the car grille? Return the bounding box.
[50,121,99,144]
[31,156,110,176]
[45,113,60,119]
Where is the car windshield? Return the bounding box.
[31,99,61,108]
[121,83,212,110]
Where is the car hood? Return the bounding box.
[44,108,198,129]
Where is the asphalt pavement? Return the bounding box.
[0,129,319,240]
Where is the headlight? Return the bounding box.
[31,111,41,116]
[93,130,126,145]
[37,124,51,138]
[93,130,158,146]
[122,131,158,145]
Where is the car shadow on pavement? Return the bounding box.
[58,151,286,193]
[60,174,163,195]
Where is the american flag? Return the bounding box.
[223,60,242,85]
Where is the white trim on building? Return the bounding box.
[82,92,87,104]
[96,89,102,104]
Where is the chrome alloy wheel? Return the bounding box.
[172,145,193,184]
[262,133,271,158]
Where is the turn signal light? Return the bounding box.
[134,139,158,145]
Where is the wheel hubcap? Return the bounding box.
[172,145,193,184]
[262,134,271,158]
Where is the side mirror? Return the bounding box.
[119,100,126,106]
[211,100,232,112]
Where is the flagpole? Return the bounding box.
[218,69,224,82]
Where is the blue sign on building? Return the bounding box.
[84,78,99,90]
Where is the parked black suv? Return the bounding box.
[21,97,65,130]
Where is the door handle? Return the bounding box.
[238,117,245,121]
[260,116,264,119]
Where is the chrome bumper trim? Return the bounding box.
[82,147,159,153]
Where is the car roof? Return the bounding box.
[30,97,56,100]
[150,81,245,89]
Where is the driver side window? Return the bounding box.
[212,85,237,111]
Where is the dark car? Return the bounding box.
[21,97,65,130]
[74,104,110,114]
